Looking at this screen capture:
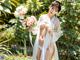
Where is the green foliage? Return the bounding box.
[26,0,43,15]
[15,18,29,55]
[0,45,12,55]
[3,55,28,60]
[57,0,80,60]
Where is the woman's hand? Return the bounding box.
[39,35,44,47]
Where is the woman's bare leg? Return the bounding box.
[37,48,41,60]
[36,37,44,60]
[45,44,55,60]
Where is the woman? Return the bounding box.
[32,1,63,60]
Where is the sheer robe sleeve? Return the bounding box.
[52,17,63,42]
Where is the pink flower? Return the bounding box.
[27,16,37,27]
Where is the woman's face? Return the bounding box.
[49,6,58,16]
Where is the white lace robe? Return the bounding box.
[32,14,63,60]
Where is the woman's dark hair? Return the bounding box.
[50,1,61,12]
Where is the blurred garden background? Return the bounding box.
[0,0,80,60]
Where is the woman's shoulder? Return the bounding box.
[39,14,48,22]
[40,14,48,18]
[53,16,60,23]
[54,16,59,21]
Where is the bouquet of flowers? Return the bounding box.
[14,4,37,29]
[14,5,37,47]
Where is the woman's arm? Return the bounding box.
[40,24,47,37]
[39,24,47,47]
